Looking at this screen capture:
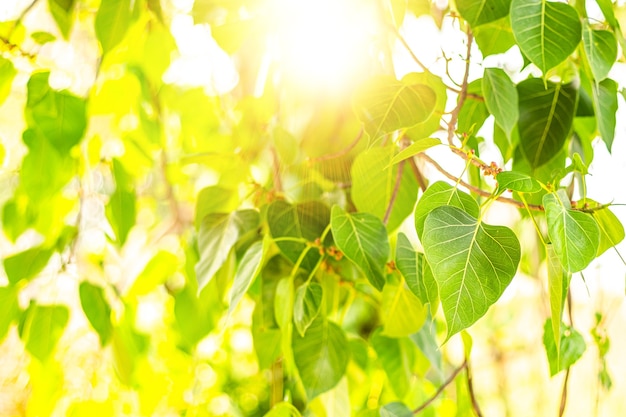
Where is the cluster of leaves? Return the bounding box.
[0,0,625,416]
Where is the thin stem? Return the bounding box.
[413,361,468,414]
[383,158,406,225]
[388,24,431,73]
[446,29,474,147]
[466,359,484,417]
[308,128,363,163]
[559,368,571,417]
[520,193,548,246]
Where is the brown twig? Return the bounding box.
[466,359,484,417]
[409,157,428,192]
[413,361,468,414]
[447,29,474,147]
[308,128,363,164]
[559,368,571,417]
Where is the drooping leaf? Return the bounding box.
[294,282,323,336]
[517,79,578,168]
[48,0,75,39]
[422,206,520,339]
[496,171,542,193]
[128,251,178,297]
[353,76,437,142]
[386,138,441,167]
[381,282,427,337]
[263,402,302,417]
[0,286,20,341]
[0,56,16,106]
[583,26,617,82]
[591,205,625,256]
[456,0,511,28]
[292,318,349,400]
[482,68,518,138]
[19,303,69,362]
[473,17,516,56]
[267,200,329,271]
[229,238,267,314]
[547,244,570,354]
[370,329,416,398]
[543,191,600,272]
[79,282,113,346]
[379,402,413,417]
[195,210,260,291]
[414,181,479,239]
[3,246,54,285]
[510,0,582,75]
[351,147,418,231]
[543,319,586,376]
[395,233,438,309]
[330,206,390,291]
[95,0,132,54]
[593,79,618,151]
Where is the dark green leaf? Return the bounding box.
[95,0,132,54]
[496,171,542,193]
[395,233,438,309]
[517,79,577,167]
[330,206,390,291]
[456,0,511,27]
[294,282,323,336]
[593,79,618,151]
[482,68,518,138]
[510,0,582,74]
[422,206,520,339]
[79,282,113,346]
[583,26,617,82]
[292,318,349,399]
[543,319,586,376]
[4,246,54,285]
[19,303,69,362]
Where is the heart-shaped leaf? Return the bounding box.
[496,171,542,193]
[456,0,511,28]
[395,233,438,309]
[482,68,518,138]
[510,0,582,75]
[583,26,617,82]
[543,319,586,376]
[590,204,625,256]
[330,206,390,290]
[381,282,427,337]
[294,282,323,336]
[422,206,520,339]
[543,191,600,272]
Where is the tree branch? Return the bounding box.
[447,29,474,147]
[466,359,484,417]
[413,361,468,414]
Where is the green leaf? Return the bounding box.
[456,0,511,27]
[330,206,390,291]
[111,306,148,384]
[263,402,302,417]
[414,181,479,239]
[195,186,239,228]
[496,171,542,193]
[583,26,617,82]
[510,0,582,75]
[229,239,267,314]
[294,282,323,336]
[386,138,441,167]
[196,210,260,291]
[31,31,57,45]
[3,246,54,285]
[517,79,578,168]
[380,402,413,417]
[274,278,294,330]
[543,191,600,272]
[591,206,625,256]
[351,147,419,231]
[370,329,415,398]
[547,244,570,355]
[457,80,489,134]
[292,318,349,400]
[473,17,516,56]
[422,206,520,339]
[403,72,448,140]
[381,282,427,337]
[395,233,438,309]
[0,286,20,341]
[482,68,518,138]
[267,200,329,271]
[0,56,16,106]
[79,282,113,346]
[543,319,586,376]
[354,76,437,142]
[95,0,132,54]
[48,0,75,39]
[19,303,69,362]
[25,72,87,153]
[593,79,618,151]
[128,251,178,296]
[106,160,136,246]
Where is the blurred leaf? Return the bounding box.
[544,191,600,272]
[48,0,75,38]
[583,26,617,82]
[456,0,511,27]
[371,329,415,398]
[404,72,448,140]
[264,402,302,417]
[196,210,259,291]
[457,79,489,135]
[195,185,239,228]
[68,400,114,417]
[422,206,520,340]
[547,244,570,356]
[395,233,438,309]
[330,206,390,291]
[381,282,427,337]
[274,277,294,330]
[3,246,54,285]
[294,282,323,336]
[292,317,349,400]
[31,31,56,45]
[79,282,113,346]
[543,319,586,376]
[112,306,148,385]
[591,205,625,256]
[106,160,136,245]
[593,79,618,151]
[482,68,518,138]
[0,56,16,106]
[19,303,69,362]
[95,0,132,54]
[229,238,268,314]
[0,286,20,341]
[128,251,178,296]
[496,171,542,193]
[380,402,413,417]
[510,0,581,74]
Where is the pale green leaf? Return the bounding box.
[128,251,178,296]
[395,233,438,309]
[330,206,390,291]
[403,72,448,140]
[457,80,489,134]
[229,239,268,314]
[106,160,136,246]
[263,402,302,417]
[354,76,436,142]
[517,79,578,168]
[583,26,617,82]
[547,244,570,355]
[292,318,349,399]
[414,181,479,239]
[370,329,415,397]
[3,246,54,285]
[19,303,69,362]
[79,282,113,346]
[593,79,618,151]
[543,191,600,272]
[294,282,323,336]
[543,319,586,376]
[319,377,350,417]
[274,278,294,330]
[422,206,520,339]
[352,147,418,231]
[591,206,625,256]
[196,210,260,291]
[456,0,511,27]
[386,138,441,168]
[95,0,132,54]
[380,402,413,417]
[496,171,542,193]
[194,186,239,228]
[482,68,518,138]
[381,283,427,337]
[473,17,516,56]
[510,0,582,74]
[0,56,16,106]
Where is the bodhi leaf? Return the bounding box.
[593,79,618,151]
[422,206,520,340]
[292,317,349,400]
[457,79,489,135]
[414,181,479,239]
[543,191,600,272]
[386,138,441,168]
[3,246,54,285]
[79,282,113,346]
[395,233,438,309]
[195,210,260,291]
[19,303,69,362]
[482,68,518,138]
[473,17,516,56]
[510,0,582,75]
[353,76,436,143]
[370,329,415,398]
[517,79,578,168]
[547,244,570,355]
[330,206,390,291]
[590,205,625,256]
[381,282,427,337]
[496,171,542,193]
[228,238,268,314]
[403,72,447,140]
[106,160,136,246]
[194,186,239,228]
[294,282,323,336]
[583,26,617,82]
[48,0,75,39]
[543,319,586,376]
[456,0,511,28]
